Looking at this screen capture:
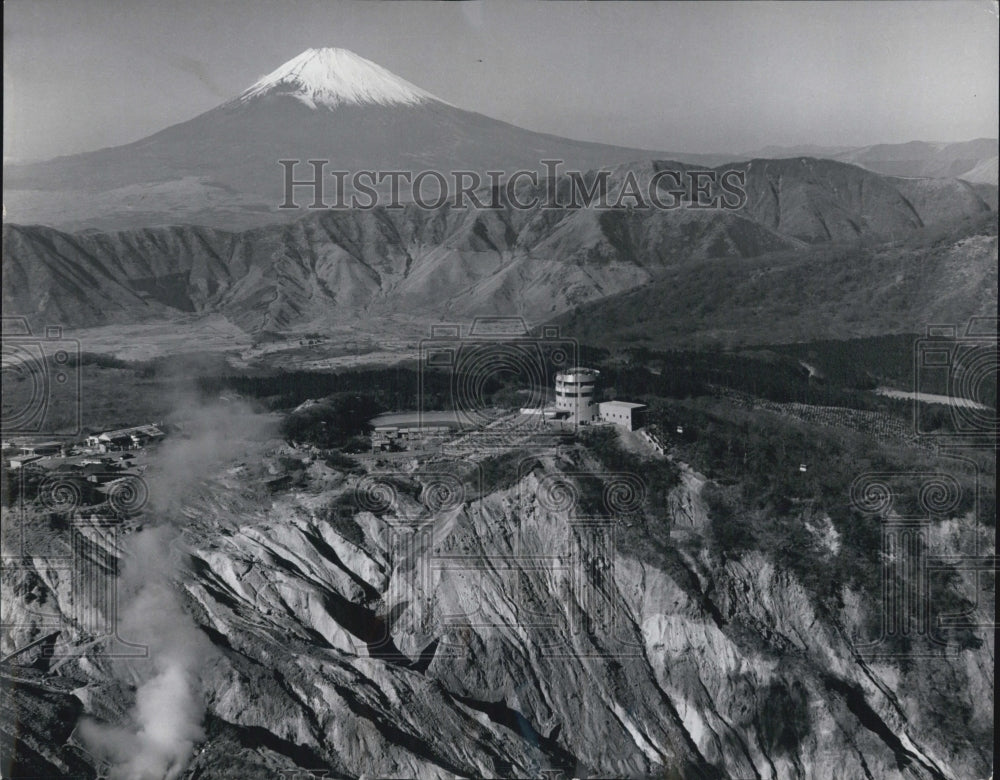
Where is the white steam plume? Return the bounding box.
[78,527,212,779]
[80,400,274,779]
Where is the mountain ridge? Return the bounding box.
[741,138,998,184]
[4,160,992,339]
[552,212,998,349]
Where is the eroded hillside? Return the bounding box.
[4,162,993,338]
[1,404,992,779]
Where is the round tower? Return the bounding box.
[554,367,600,424]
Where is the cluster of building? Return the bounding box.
[371,422,457,453]
[1,423,169,519]
[554,367,647,430]
[6,440,65,469]
[3,423,166,471]
[84,424,165,452]
[367,367,649,455]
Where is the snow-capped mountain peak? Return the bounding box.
[236,48,444,109]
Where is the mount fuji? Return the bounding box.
[236,47,444,109]
[3,48,726,231]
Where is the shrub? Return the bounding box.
[323,450,362,473]
[703,483,755,555]
[477,452,536,494]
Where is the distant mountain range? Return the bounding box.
[3,48,995,232]
[743,139,997,184]
[2,48,996,345]
[4,159,992,336]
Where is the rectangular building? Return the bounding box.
[94,424,165,452]
[598,401,647,431]
[18,441,62,457]
[8,455,42,470]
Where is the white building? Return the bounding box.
[554,368,600,424]
[8,455,42,470]
[599,401,647,431]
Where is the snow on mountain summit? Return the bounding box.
[236,48,444,109]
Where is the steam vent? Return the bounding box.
[555,367,600,424]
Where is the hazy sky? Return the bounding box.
[4,0,998,162]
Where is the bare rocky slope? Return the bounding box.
[3,160,993,337]
[1,420,993,778]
